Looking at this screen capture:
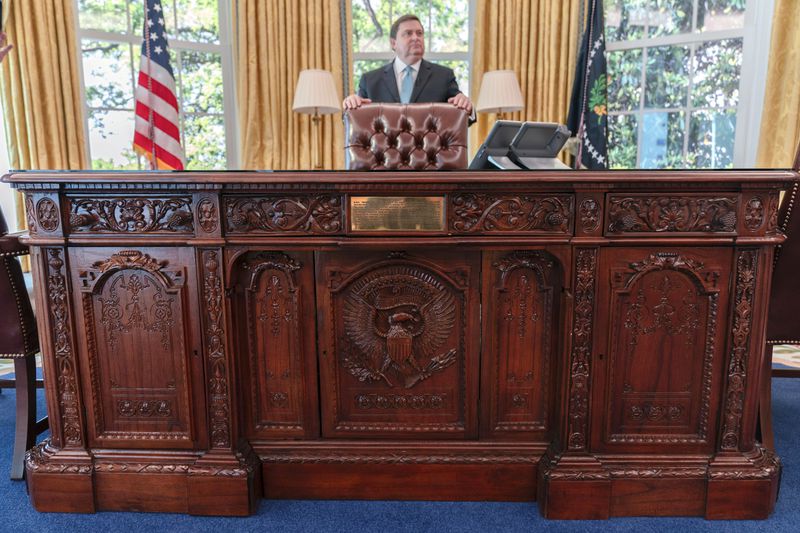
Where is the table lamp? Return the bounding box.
[292,69,341,169]
[475,70,524,117]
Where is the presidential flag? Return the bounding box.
[133,0,186,170]
[567,0,608,170]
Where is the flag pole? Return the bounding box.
[574,0,597,170]
[143,0,157,170]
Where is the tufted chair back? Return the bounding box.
[0,209,37,359]
[345,103,468,170]
[0,205,48,481]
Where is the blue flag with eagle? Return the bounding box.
[567,0,608,169]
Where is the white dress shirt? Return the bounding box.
[393,58,421,99]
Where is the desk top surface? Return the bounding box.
[3,169,797,186]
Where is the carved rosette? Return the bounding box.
[607,196,737,233]
[196,197,219,233]
[225,195,343,233]
[567,248,597,450]
[579,198,601,233]
[202,250,232,449]
[744,197,765,232]
[117,399,173,418]
[46,249,84,447]
[451,194,573,233]
[355,393,446,410]
[69,197,193,233]
[37,198,60,232]
[721,249,758,451]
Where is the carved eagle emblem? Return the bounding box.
[342,268,457,389]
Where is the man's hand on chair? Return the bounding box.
[343,94,372,110]
[448,93,473,114]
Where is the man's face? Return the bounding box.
[391,20,425,64]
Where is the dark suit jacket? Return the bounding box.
[357,59,462,103]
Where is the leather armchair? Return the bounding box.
[0,208,47,480]
[345,103,468,170]
[760,180,800,449]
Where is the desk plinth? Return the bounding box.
[4,169,790,519]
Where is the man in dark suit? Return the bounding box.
[342,14,473,116]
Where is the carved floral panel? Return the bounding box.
[450,194,573,234]
[607,195,737,234]
[69,197,193,233]
[225,195,343,234]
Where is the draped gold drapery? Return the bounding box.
[0,0,87,271]
[471,0,582,152]
[756,0,800,168]
[234,0,349,170]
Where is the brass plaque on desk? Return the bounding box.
[350,196,445,231]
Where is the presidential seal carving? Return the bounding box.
[342,265,457,389]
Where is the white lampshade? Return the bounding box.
[292,69,341,115]
[475,70,524,114]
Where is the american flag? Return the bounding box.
[132,0,186,170]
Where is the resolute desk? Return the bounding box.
[3,169,791,519]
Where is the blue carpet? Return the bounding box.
[0,379,796,532]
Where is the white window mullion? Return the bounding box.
[218,0,239,168]
[637,46,648,166]
[684,41,696,166]
[607,27,745,52]
[73,0,92,168]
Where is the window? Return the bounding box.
[605,0,769,169]
[350,1,472,95]
[76,0,236,170]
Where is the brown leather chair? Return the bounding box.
[760,180,800,449]
[0,207,47,480]
[344,103,468,170]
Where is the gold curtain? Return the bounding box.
[0,0,87,271]
[471,0,581,153]
[756,0,800,168]
[235,0,349,170]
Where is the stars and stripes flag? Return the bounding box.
[132,0,186,170]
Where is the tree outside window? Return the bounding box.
[76,0,233,170]
[605,0,747,169]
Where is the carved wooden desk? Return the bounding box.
[3,170,792,519]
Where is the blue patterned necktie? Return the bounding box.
[400,65,414,104]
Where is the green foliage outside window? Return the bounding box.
[78,0,226,170]
[605,0,745,169]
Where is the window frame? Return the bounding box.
[605,0,774,168]
[73,0,239,169]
